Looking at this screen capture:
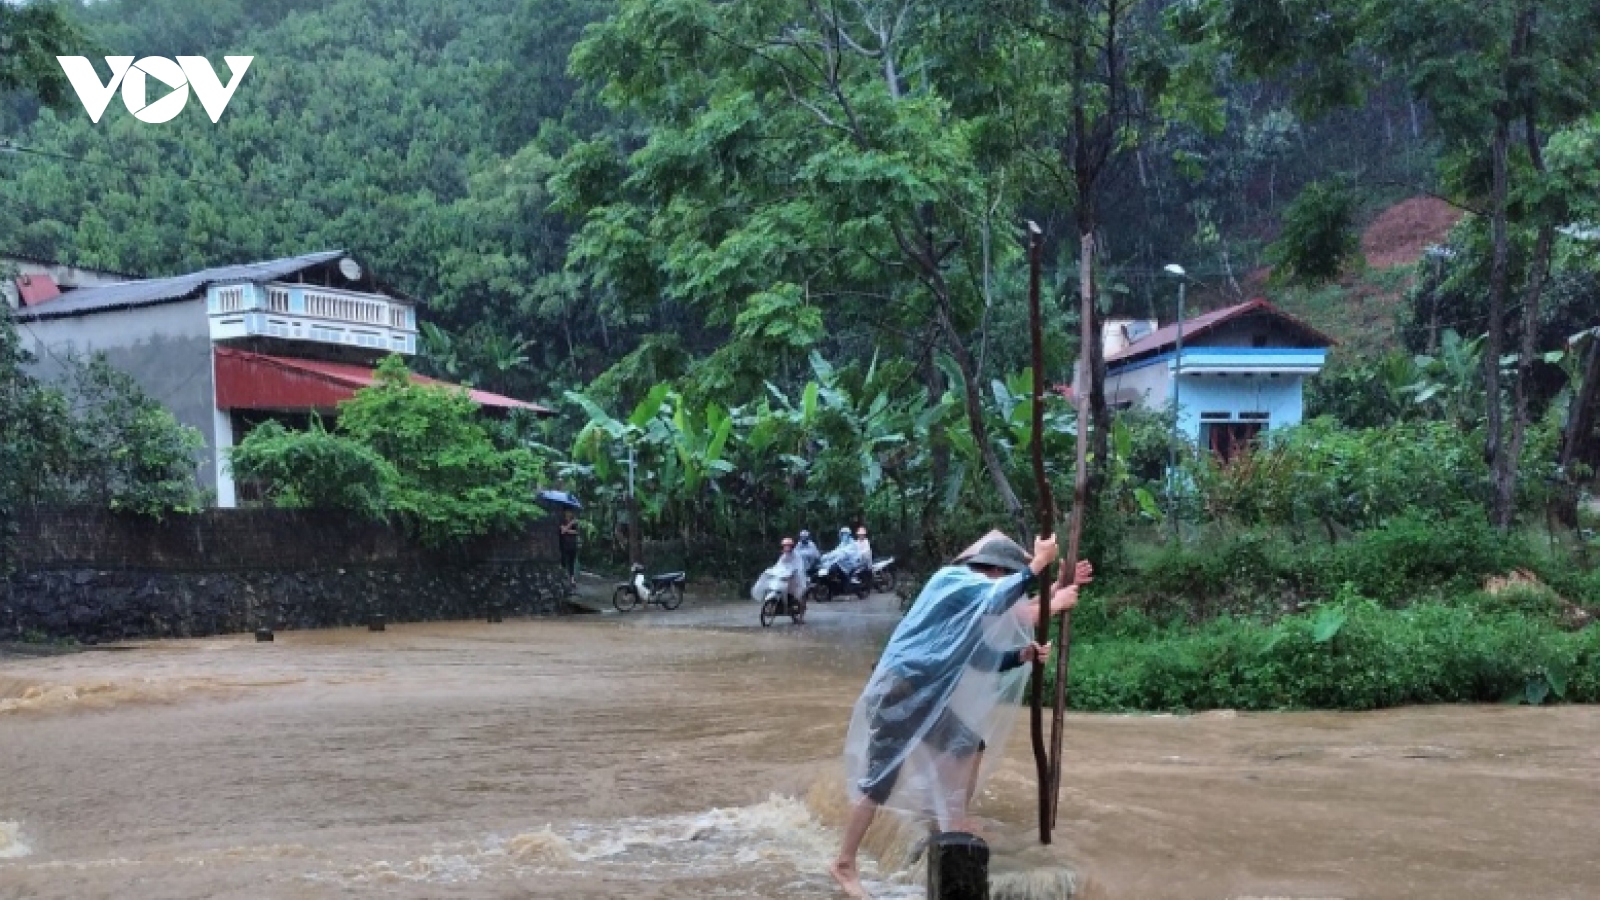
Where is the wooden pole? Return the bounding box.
[1024,221,1056,846]
[927,832,990,900]
[1048,231,1095,829]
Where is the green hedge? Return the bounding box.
[1066,599,1600,712]
[1131,514,1557,619]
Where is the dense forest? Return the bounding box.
[5,0,1600,709]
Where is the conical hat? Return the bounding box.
[954,529,1032,573]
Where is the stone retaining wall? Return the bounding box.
[2,508,574,643]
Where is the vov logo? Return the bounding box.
[56,56,253,124]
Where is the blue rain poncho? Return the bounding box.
[795,537,822,572]
[820,528,866,575]
[750,552,808,602]
[841,565,1036,828]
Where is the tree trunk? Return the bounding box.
[1556,336,1600,525]
[1508,223,1554,514]
[935,294,1029,537]
[1485,119,1514,528]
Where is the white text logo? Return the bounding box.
[55,56,253,124]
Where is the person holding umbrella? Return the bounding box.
[558,509,580,586]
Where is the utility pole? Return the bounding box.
[1164,264,1187,545]
[626,445,641,567]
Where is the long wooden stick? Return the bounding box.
[1048,231,1095,830]
[1024,221,1055,846]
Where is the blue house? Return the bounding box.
[1084,299,1333,460]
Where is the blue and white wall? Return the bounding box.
[1174,373,1305,440]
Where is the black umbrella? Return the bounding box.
[536,490,583,510]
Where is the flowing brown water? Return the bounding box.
[2,595,1598,899]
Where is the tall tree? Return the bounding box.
[1213,0,1600,526]
[556,0,1035,534]
[0,1,84,106]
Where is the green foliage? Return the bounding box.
[228,419,391,519]
[337,357,546,546]
[0,1,87,107]
[1267,180,1363,285]
[61,356,206,518]
[1135,514,1533,620]
[2,309,204,575]
[1069,597,1600,712]
[1185,418,1486,532]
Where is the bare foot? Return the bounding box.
[829,859,870,899]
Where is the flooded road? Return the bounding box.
[2,593,1598,899]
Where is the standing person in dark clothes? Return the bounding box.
[558,509,580,586]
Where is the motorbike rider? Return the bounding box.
[796,529,822,573]
[752,537,809,611]
[854,525,873,569]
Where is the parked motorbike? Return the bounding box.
[805,559,870,604]
[870,556,897,594]
[613,564,686,612]
[752,563,806,626]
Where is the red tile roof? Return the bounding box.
[15,274,61,306]
[1106,298,1335,364]
[213,348,554,415]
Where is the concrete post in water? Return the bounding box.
[927,832,988,900]
[255,628,274,642]
[368,614,385,632]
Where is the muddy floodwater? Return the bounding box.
[2,593,1598,900]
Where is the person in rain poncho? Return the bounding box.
[821,527,865,575]
[751,536,809,606]
[828,530,1092,899]
[854,525,873,568]
[796,530,822,573]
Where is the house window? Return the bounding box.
[1238,412,1270,421]
[1201,421,1265,462]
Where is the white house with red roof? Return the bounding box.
[12,251,552,507]
[1074,299,1334,459]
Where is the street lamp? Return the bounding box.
[1163,264,1187,544]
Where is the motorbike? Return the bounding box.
[805,558,870,604]
[613,563,686,612]
[752,563,806,626]
[870,556,897,594]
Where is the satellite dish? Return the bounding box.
[339,258,363,281]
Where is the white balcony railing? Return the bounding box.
[208,281,417,355]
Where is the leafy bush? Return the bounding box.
[1187,418,1486,532]
[1135,514,1530,617]
[228,419,392,519]
[62,356,206,518]
[3,311,203,530]
[1068,595,1600,712]
[338,356,546,546]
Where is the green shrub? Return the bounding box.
[1133,514,1536,617]
[1067,597,1600,712]
[228,419,393,519]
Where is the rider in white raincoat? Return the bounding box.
[751,537,808,603]
[822,527,865,575]
[828,530,1092,899]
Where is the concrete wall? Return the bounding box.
[1105,357,1170,409]
[1175,373,1305,440]
[16,300,221,500]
